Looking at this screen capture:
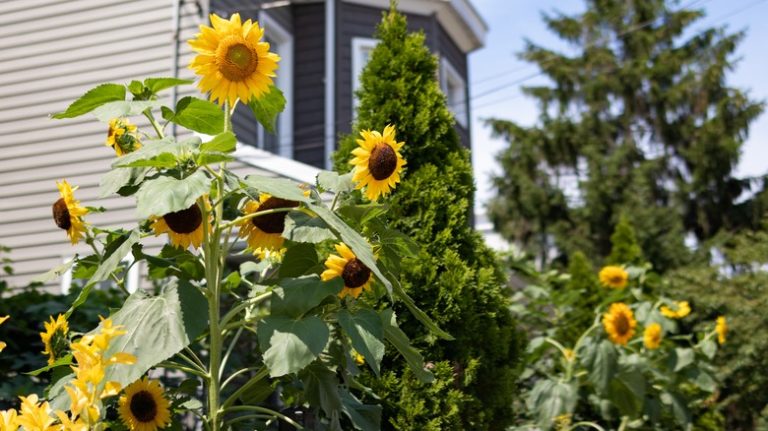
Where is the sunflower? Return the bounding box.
[188,13,280,107]
[321,243,374,299]
[237,194,299,255]
[118,378,171,431]
[40,314,69,365]
[603,302,637,346]
[598,265,628,289]
[0,409,17,431]
[350,125,406,201]
[16,394,58,431]
[0,315,8,353]
[716,316,727,345]
[106,117,141,156]
[151,202,207,249]
[53,180,89,245]
[660,301,691,319]
[643,323,662,350]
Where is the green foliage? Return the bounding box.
[51,83,126,119]
[246,85,286,134]
[511,257,723,430]
[607,215,644,266]
[161,96,225,135]
[668,225,768,429]
[334,7,523,429]
[488,0,764,272]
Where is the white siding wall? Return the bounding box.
[0,0,301,291]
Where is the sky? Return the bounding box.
[467,0,768,214]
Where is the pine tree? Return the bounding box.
[334,7,523,430]
[487,0,764,272]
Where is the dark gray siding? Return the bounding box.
[435,22,470,148]
[334,3,469,149]
[335,3,434,138]
[293,2,326,167]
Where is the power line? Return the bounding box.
[468,0,767,113]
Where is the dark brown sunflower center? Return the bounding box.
[219,41,258,81]
[52,198,71,230]
[614,314,630,335]
[610,275,624,285]
[163,204,202,234]
[368,143,398,180]
[341,258,371,289]
[129,390,158,423]
[252,197,299,234]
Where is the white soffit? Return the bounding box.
[341,0,488,53]
[235,143,321,185]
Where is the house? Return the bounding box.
[0,0,486,292]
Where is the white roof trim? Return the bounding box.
[235,143,321,185]
[339,0,488,52]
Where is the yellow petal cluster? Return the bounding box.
[40,314,69,365]
[716,316,727,345]
[603,302,636,345]
[106,117,141,156]
[643,323,663,350]
[321,243,374,299]
[349,125,406,201]
[189,13,280,107]
[53,180,89,245]
[16,394,58,431]
[660,301,690,319]
[0,315,8,353]
[598,265,628,289]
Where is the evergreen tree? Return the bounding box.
[487,0,764,272]
[334,7,523,430]
[606,214,644,265]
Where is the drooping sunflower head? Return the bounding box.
[660,300,690,319]
[598,265,628,289]
[603,302,637,346]
[40,314,69,365]
[188,13,280,107]
[118,377,171,431]
[321,243,374,299]
[151,202,206,249]
[350,125,406,201]
[0,315,8,353]
[716,316,727,345]
[53,180,89,245]
[237,194,299,255]
[106,117,141,156]
[643,322,662,350]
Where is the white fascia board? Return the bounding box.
[340,0,487,52]
[235,143,321,185]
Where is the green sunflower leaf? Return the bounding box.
[317,171,355,194]
[52,83,126,119]
[92,100,162,122]
[270,275,341,318]
[380,309,433,383]
[247,85,286,134]
[300,363,343,418]
[243,175,312,203]
[144,77,194,94]
[135,170,211,219]
[282,212,336,244]
[278,244,320,279]
[200,132,236,153]
[341,390,382,431]
[163,96,225,135]
[338,309,385,376]
[257,315,330,377]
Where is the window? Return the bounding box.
[351,37,379,114]
[257,12,293,158]
[440,57,468,128]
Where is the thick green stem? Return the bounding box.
[202,189,223,431]
[143,109,165,139]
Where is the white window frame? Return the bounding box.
[351,37,379,115]
[439,57,468,128]
[257,11,293,158]
[60,255,140,295]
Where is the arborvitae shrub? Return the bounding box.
[607,214,644,266]
[334,7,523,430]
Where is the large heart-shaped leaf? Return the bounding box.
[257,315,330,377]
[52,83,125,119]
[338,309,385,376]
[135,170,211,218]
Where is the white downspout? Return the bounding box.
[324,0,336,169]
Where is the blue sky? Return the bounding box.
[468,0,768,213]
